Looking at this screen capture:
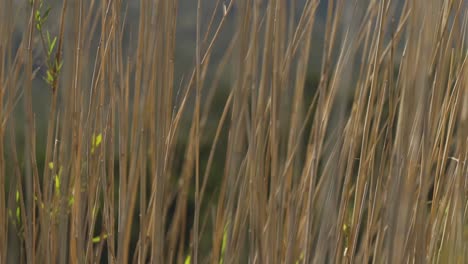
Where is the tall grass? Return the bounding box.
[0,0,466,263]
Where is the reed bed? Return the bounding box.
[0,0,466,263]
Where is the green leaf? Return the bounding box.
[49,36,57,56]
[42,7,51,22]
[45,70,54,84]
[184,255,191,264]
[220,223,228,264]
[295,252,304,264]
[91,133,103,154]
[35,10,41,22]
[221,229,227,253]
[55,175,60,194]
[95,134,102,147]
[56,60,63,72]
[68,195,75,206]
[34,196,45,208]
[92,133,103,147]
[16,189,20,202]
[92,234,108,243]
[48,162,54,169]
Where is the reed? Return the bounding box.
[0,0,466,263]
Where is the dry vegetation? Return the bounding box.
[0,0,467,263]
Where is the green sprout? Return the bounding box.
[34,2,51,31]
[8,188,22,227]
[34,195,45,209]
[32,0,63,89]
[91,133,103,154]
[48,162,63,196]
[15,189,21,223]
[219,223,228,264]
[92,234,108,243]
[295,252,304,264]
[68,195,75,206]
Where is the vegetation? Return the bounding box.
[0,0,466,263]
